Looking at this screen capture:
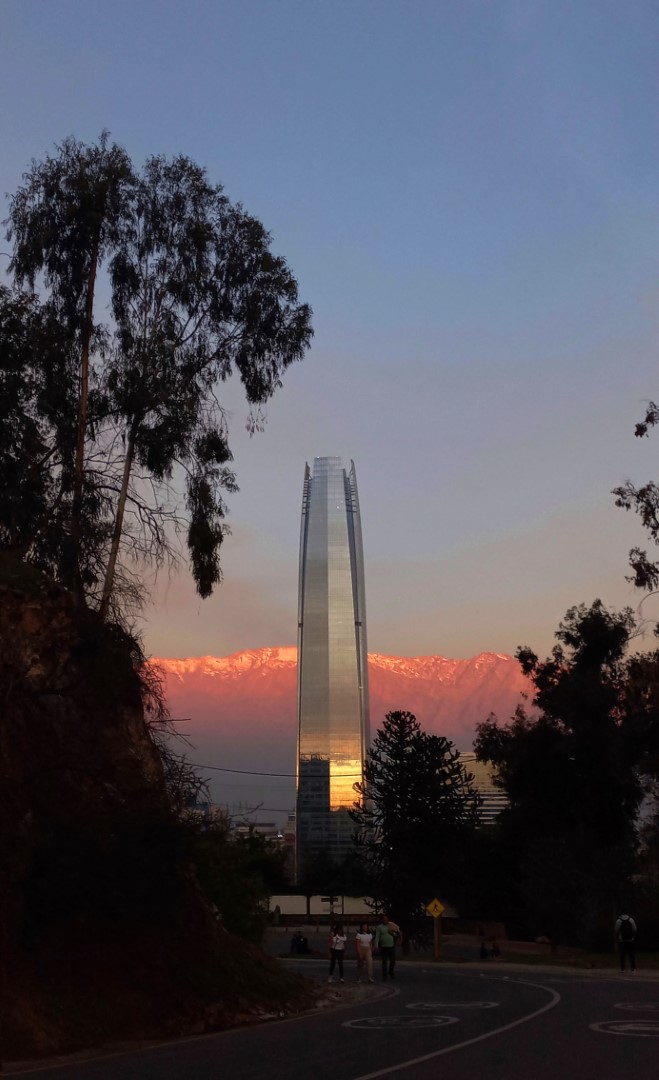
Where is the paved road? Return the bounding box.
[9,960,659,1079]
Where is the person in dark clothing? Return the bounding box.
[328,923,347,983]
[615,913,637,972]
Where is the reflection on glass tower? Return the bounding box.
[296,457,370,875]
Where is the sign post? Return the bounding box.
[426,898,445,960]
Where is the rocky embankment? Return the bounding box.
[0,556,311,1062]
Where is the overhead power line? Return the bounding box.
[189,762,296,777]
[188,761,364,779]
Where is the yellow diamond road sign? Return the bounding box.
[426,898,445,918]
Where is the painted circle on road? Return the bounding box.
[614,1002,659,1011]
[591,1020,659,1037]
[407,1001,499,1011]
[343,1015,459,1030]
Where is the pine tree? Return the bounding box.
[351,710,481,937]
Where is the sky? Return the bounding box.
[2,0,659,664]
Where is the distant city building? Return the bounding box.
[188,799,230,825]
[283,812,296,850]
[459,752,508,826]
[296,457,370,875]
[232,820,283,843]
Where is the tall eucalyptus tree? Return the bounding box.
[99,154,311,618]
[3,137,313,620]
[6,134,134,595]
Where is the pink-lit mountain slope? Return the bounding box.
[154,649,531,811]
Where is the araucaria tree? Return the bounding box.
[475,601,651,946]
[2,134,313,620]
[351,710,481,938]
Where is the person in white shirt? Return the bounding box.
[355,922,374,983]
[328,923,348,983]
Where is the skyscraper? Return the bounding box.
[296,457,370,873]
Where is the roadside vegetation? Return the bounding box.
[343,600,659,956]
[0,134,313,1062]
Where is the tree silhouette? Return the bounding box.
[351,710,481,937]
[7,134,134,595]
[614,400,659,599]
[2,136,313,620]
[475,601,650,945]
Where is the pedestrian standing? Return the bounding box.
[615,912,637,972]
[355,922,374,983]
[374,915,400,981]
[328,923,348,983]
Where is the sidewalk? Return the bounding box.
[268,927,659,975]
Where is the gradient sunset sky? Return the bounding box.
[2,1,658,663]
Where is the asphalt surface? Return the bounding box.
[8,959,659,1080]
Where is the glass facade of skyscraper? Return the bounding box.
[296,457,369,873]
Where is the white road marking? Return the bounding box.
[343,1016,459,1030]
[5,983,402,1075]
[406,1001,499,1011]
[614,1002,659,1011]
[591,1020,659,1036]
[351,977,561,1080]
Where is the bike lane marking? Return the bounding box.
[344,1016,459,1030]
[406,1001,499,1011]
[351,976,561,1080]
[590,1020,659,1036]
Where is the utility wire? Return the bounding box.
[189,762,296,777]
[188,761,364,778]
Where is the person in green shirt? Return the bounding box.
[374,915,400,981]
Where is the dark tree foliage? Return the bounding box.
[475,601,651,946]
[295,847,370,905]
[191,820,288,942]
[6,133,134,593]
[613,400,659,597]
[447,821,523,929]
[99,154,312,615]
[297,848,340,899]
[2,135,313,621]
[350,710,481,938]
[0,286,115,587]
[0,287,73,555]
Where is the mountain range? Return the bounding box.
[155,648,531,819]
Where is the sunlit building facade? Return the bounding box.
[296,457,369,874]
[459,753,508,826]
